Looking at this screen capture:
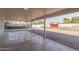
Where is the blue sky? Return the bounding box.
[46,12,79,24]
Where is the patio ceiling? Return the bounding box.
[0,8,79,22]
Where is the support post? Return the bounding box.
[31,13,32,40]
[43,9,46,50]
[44,9,46,41]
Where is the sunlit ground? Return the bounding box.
[46,28,79,36]
[34,27,79,36]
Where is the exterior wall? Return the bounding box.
[50,24,79,29]
[59,24,79,28]
[0,20,4,40]
[32,24,44,29]
[50,24,58,28]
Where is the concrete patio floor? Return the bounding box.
[0,30,76,51]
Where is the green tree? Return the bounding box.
[38,20,44,24]
[32,20,44,25]
[32,21,37,25]
[64,18,71,24]
[72,17,79,23]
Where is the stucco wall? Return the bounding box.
[0,20,4,41]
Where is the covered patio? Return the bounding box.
[0,8,79,51]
